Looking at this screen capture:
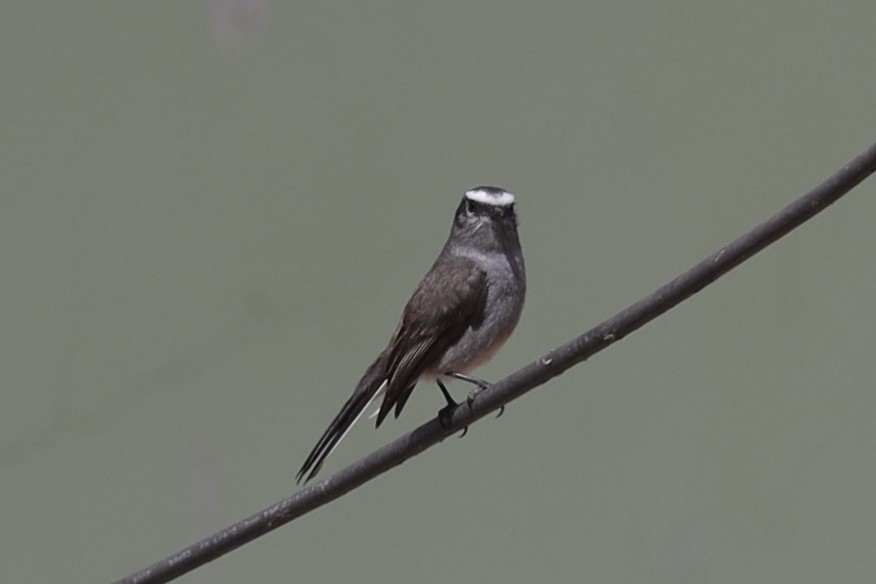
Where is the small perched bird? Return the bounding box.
[296,187,526,483]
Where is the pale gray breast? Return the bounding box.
[432,247,526,374]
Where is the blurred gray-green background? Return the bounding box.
[3,3,875,583]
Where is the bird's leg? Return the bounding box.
[444,371,505,418]
[436,380,467,437]
[444,371,490,389]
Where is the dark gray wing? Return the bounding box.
[296,255,487,483]
[376,255,488,425]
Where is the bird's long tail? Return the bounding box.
[296,355,389,483]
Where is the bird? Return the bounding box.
[296,187,526,483]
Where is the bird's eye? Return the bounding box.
[465,199,475,214]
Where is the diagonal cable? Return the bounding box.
[113,141,876,584]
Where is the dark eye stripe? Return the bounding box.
[465,199,492,215]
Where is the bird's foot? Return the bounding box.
[445,371,505,419]
[438,402,459,431]
[465,387,504,418]
[463,380,505,419]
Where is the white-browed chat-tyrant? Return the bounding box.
[297,187,525,482]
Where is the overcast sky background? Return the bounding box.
[2,3,875,583]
